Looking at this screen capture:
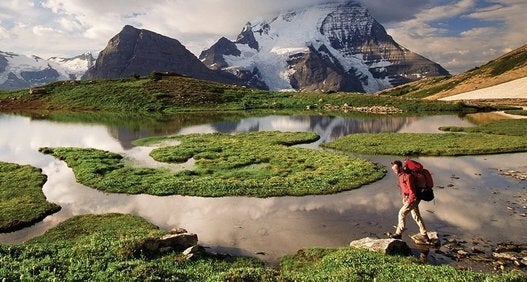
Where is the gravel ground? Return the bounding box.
[440,77,527,101]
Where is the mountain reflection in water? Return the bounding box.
[1,112,525,264]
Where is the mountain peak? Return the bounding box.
[121,24,140,32]
[200,1,448,92]
[84,26,242,85]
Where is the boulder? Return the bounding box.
[158,233,198,251]
[29,88,48,95]
[350,237,411,256]
[169,227,188,234]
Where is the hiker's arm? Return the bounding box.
[406,174,417,203]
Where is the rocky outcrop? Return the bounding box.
[236,22,259,50]
[85,25,241,86]
[20,66,60,86]
[0,55,7,73]
[200,1,449,93]
[287,45,364,92]
[349,237,411,255]
[199,37,241,70]
[137,227,202,258]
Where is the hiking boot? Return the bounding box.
[414,233,430,242]
[386,232,401,239]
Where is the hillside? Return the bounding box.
[378,44,527,101]
[0,73,476,114]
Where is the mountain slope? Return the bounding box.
[84,25,241,85]
[199,1,448,93]
[379,44,527,100]
[0,51,94,90]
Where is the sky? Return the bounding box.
[0,0,525,74]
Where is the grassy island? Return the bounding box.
[323,119,527,156]
[0,162,61,232]
[504,110,527,116]
[0,213,523,281]
[322,133,527,156]
[439,118,527,136]
[40,131,386,197]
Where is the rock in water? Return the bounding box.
[410,231,440,246]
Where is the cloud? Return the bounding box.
[56,17,82,32]
[32,25,60,36]
[460,27,497,37]
[386,0,527,73]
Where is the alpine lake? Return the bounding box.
[1,110,526,267]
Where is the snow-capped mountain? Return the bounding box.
[0,51,95,90]
[200,1,449,93]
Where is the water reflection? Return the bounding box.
[0,112,526,264]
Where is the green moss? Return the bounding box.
[40,132,386,197]
[0,162,61,232]
[322,133,527,156]
[280,247,525,281]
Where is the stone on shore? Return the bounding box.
[350,237,411,256]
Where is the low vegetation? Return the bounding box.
[0,214,276,281]
[0,74,480,114]
[1,213,523,281]
[439,119,527,136]
[40,131,386,197]
[0,162,61,232]
[504,109,527,116]
[280,247,525,281]
[322,133,527,156]
[323,118,527,156]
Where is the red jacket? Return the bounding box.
[397,172,417,203]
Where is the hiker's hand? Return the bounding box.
[408,194,416,204]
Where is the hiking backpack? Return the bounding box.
[403,159,435,201]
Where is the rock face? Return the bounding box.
[85,25,240,85]
[349,237,411,255]
[0,51,94,90]
[200,1,449,93]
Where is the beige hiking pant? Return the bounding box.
[395,196,427,235]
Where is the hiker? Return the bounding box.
[386,160,429,242]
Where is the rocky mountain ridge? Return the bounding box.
[0,51,94,90]
[200,1,449,93]
[84,25,241,85]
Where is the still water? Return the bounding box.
[0,112,526,263]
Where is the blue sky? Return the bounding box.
[0,0,525,73]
